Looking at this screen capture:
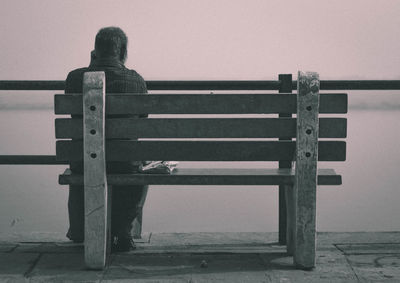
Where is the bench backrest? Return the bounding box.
[55,73,347,164]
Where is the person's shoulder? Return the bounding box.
[66,67,91,83]
[125,68,146,82]
[65,67,90,93]
[122,68,147,92]
[67,67,90,78]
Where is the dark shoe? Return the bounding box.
[66,229,84,243]
[112,237,136,252]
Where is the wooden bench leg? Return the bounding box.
[294,182,317,269]
[84,183,109,269]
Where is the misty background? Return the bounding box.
[0,0,399,240]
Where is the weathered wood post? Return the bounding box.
[294,71,320,269]
[278,74,293,247]
[83,72,108,269]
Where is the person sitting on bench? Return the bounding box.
[64,26,148,252]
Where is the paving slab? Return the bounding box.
[346,254,400,282]
[0,232,65,242]
[0,232,399,282]
[337,242,400,282]
[317,231,400,247]
[336,243,400,255]
[133,243,285,254]
[105,253,269,282]
[27,253,104,282]
[0,243,17,252]
[14,242,83,254]
[260,248,358,282]
[149,232,278,247]
[0,252,39,280]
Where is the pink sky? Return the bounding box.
[1,0,399,80]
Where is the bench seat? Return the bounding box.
[59,168,341,186]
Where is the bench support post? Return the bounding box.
[294,71,320,269]
[278,74,293,247]
[83,72,108,269]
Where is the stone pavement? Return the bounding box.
[0,232,399,282]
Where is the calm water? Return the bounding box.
[0,98,400,240]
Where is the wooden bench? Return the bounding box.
[54,71,347,270]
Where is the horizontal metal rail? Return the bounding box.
[0,155,67,165]
[317,80,400,90]
[1,80,400,91]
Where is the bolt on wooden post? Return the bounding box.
[294,71,320,269]
[83,72,108,270]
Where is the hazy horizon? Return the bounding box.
[1,0,400,239]
[1,0,399,81]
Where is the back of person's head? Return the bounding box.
[95,27,128,63]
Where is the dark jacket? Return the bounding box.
[65,57,147,94]
[65,56,147,172]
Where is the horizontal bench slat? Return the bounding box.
[59,168,341,186]
[56,140,346,162]
[54,93,347,115]
[55,118,346,139]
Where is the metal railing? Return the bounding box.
[1,79,400,91]
[1,78,400,165]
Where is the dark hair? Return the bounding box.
[95,27,128,62]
